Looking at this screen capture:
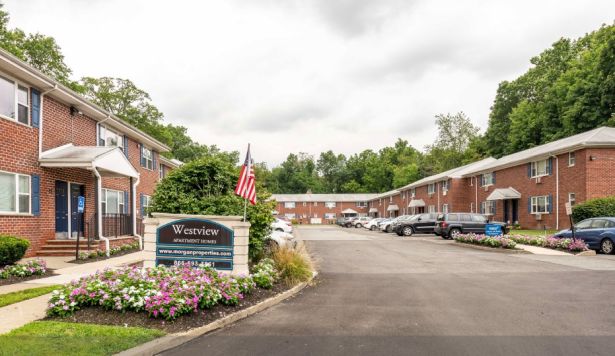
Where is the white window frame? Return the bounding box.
[568,192,576,206]
[302,202,307,207]
[325,201,336,209]
[441,180,449,192]
[356,201,367,208]
[159,164,165,180]
[142,146,154,170]
[143,194,151,211]
[531,160,548,178]
[0,75,30,126]
[481,201,495,216]
[442,204,449,214]
[98,124,122,149]
[313,202,318,206]
[428,205,436,213]
[482,173,494,187]
[531,196,549,214]
[427,184,435,195]
[324,213,336,219]
[410,188,416,197]
[284,202,295,209]
[101,188,125,215]
[568,152,576,167]
[285,213,296,219]
[0,171,31,214]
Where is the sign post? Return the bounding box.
[75,196,85,260]
[565,202,575,239]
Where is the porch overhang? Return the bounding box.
[486,187,521,201]
[387,204,399,211]
[369,208,378,213]
[408,199,425,208]
[39,144,139,178]
[341,208,358,214]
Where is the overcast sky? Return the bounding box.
[4,0,615,166]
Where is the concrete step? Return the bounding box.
[45,239,89,245]
[40,244,92,251]
[36,250,93,257]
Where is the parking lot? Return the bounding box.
[166,225,615,356]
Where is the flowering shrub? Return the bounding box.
[508,235,588,252]
[251,258,278,289]
[454,234,517,249]
[47,263,273,320]
[77,242,141,261]
[0,259,47,279]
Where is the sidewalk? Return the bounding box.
[0,250,146,334]
[516,244,571,255]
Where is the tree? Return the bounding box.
[149,154,276,260]
[425,112,480,171]
[316,150,347,193]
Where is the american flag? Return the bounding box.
[235,144,256,205]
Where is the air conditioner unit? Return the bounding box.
[535,176,542,184]
[443,191,447,196]
[484,186,489,192]
[535,214,542,221]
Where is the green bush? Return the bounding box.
[149,155,276,261]
[572,196,615,222]
[0,235,30,266]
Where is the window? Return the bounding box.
[441,180,449,192]
[325,213,336,219]
[159,165,165,180]
[142,195,151,214]
[284,202,295,209]
[0,172,30,213]
[284,213,296,219]
[102,189,125,214]
[428,184,435,195]
[530,159,548,177]
[568,193,576,206]
[568,152,576,167]
[0,76,29,125]
[142,147,153,170]
[325,201,336,209]
[472,214,487,223]
[531,196,549,214]
[313,202,318,206]
[481,201,496,215]
[442,204,449,214]
[410,188,416,197]
[356,201,367,208]
[428,205,436,213]
[98,125,122,148]
[379,199,382,206]
[575,219,592,229]
[482,173,494,186]
[302,202,307,207]
[389,196,393,203]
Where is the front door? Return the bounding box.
[55,181,68,239]
[504,200,510,223]
[511,199,519,223]
[70,183,85,238]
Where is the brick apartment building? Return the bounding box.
[272,194,377,224]
[0,49,180,257]
[274,127,615,230]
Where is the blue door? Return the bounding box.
[70,184,85,238]
[55,181,68,239]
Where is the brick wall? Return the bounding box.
[275,200,371,224]
[42,96,97,150]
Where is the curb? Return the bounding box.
[452,241,530,254]
[116,275,315,356]
[575,249,597,256]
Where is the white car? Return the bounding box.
[266,230,297,249]
[272,218,293,233]
[364,218,384,231]
[352,216,372,228]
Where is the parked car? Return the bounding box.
[389,215,413,233]
[352,216,372,228]
[434,213,509,239]
[553,217,615,254]
[364,218,385,231]
[394,213,439,236]
[265,230,297,250]
[339,217,357,228]
[272,218,293,233]
[380,217,400,233]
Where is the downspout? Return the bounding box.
[38,85,57,158]
[92,167,110,256]
[475,176,478,213]
[437,182,440,213]
[132,176,142,250]
[550,154,559,230]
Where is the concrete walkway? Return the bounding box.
[515,244,572,255]
[0,250,146,334]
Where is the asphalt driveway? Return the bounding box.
[163,226,615,356]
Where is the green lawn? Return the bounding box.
[509,229,558,237]
[0,285,61,308]
[0,321,165,356]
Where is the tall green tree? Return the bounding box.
[425,112,480,171]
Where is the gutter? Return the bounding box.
[550,154,560,230]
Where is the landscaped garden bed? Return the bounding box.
[70,241,141,264]
[454,233,518,249]
[507,235,589,253]
[0,259,52,287]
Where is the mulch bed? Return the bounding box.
[46,282,291,333]
[0,270,57,287]
[68,249,140,264]
[453,241,530,254]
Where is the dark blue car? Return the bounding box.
[554,217,615,254]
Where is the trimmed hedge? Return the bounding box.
[0,235,30,266]
[572,196,615,222]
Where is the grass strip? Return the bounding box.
[0,321,165,356]
[0,285,61,308]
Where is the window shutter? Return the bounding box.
[124,191,129,214]
[152,151,157,171]
[528,197,532,213]
[548,194,553,213]
[31,174,40,216]
[123,135,129,158]
[140,145,145,167]
[140,193,144,216]
[96,124,100,146]
[480,174,484,186]
[493,201,496,216]
[492,172,496,185]
[527,163,532,178]
[31,88,41,128]
[480,202,484,214]
[547,158,553,175]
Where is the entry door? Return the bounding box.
[512,200,519,223]
[504,200,510,223]
[55,181,69,239]
[70,183,85,238]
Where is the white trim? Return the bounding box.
[0,73,31,126]
[0,170,31,214]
